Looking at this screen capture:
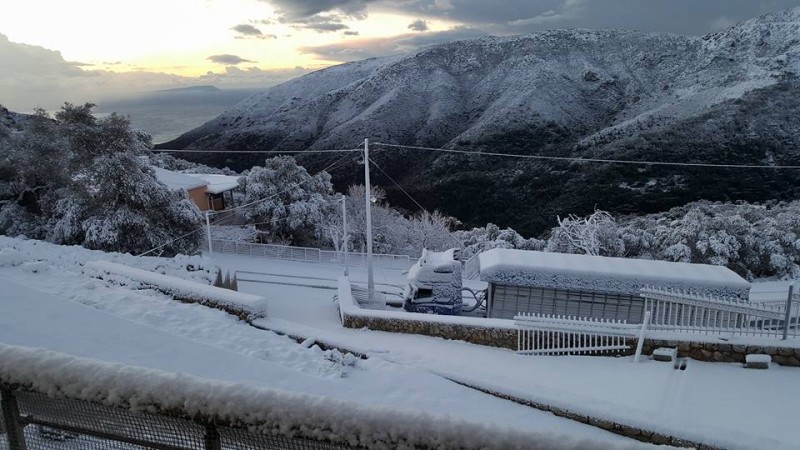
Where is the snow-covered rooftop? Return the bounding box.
[185,173,240,194]
[479,249,750,297]
[153,167,207,191]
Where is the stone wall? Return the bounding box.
[342,315,517,349]
[640,339,800,367]
[342,312,800,366]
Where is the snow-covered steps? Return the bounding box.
[85,260,269,321]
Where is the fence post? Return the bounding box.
[634,311,651,363]
[783,285,794,340]
[0,388,28,450]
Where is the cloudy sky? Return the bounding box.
[2,0,800,113]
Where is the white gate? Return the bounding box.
[514,313,639,356]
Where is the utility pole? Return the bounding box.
[342,194,349,276]
[205,210,214,256]
[364,138,374,293]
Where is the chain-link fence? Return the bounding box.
[0,388,357,450]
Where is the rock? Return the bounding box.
[583,71,600,82]
[745,354,771,369]
[652,347,677,362]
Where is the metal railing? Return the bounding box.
[514,313,638,356]
[641,287,799,339]
[0,386,354,450]
[208,239,413,270]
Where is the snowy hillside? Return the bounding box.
[162,7,800,235]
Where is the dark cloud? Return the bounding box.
[343,30,360,36]
[299,26,486,61]
[377,0,800,36]
[287,14,353,33]
[231,24,276,39]
[263,0,379,21]
[408,19,429,31]
[261,0,379,34]
[232,24,263,36]
[207,54,255,65]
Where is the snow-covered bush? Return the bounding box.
[456,223,545,260]
[546,210,625,257]
[238,156,334,245]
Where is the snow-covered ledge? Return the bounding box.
[0,343,634,450]
[86,261,268,322]
[337,276,518,349]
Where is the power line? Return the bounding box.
[217,152,353,216]
[374,142,800,170]
[137,228,205,257]
[138,156,351,257]
[369,156,464,249]
[153,148,361,154]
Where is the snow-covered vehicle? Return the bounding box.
[403,248,463,315]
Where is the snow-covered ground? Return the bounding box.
[0,237,649,449]
[3,237,799,449]
[211,252,800,450]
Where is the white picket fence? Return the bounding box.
[640,287,799,339]
[208,239,413,270]
[514,313,640,356]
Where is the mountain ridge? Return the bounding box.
[160,7,800,235]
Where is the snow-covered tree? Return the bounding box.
[456,223,545,260]
[0,103,203,255]
[238,156,334,245]
[546,210,625,256]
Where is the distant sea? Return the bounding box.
[94,86,263,144]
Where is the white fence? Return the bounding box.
[209,239,413,270]
[641,287,799,339]
[514,313,639,356]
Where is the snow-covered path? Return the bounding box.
[0,238,648,449]
[211,253,800,450]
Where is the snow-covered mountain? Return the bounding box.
[162,8,800,235]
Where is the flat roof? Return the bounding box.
[185,173,240,194]
[479,249,750,296]
[153,167,207,191]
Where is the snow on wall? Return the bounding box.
[85,260,268,321]
[480,249,751,299]
[0,344,649,450]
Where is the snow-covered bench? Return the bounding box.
[85,261,268,322]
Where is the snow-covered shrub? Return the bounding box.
[456,223,545,260]
[546,210,625,257]
[238,156,334,245]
